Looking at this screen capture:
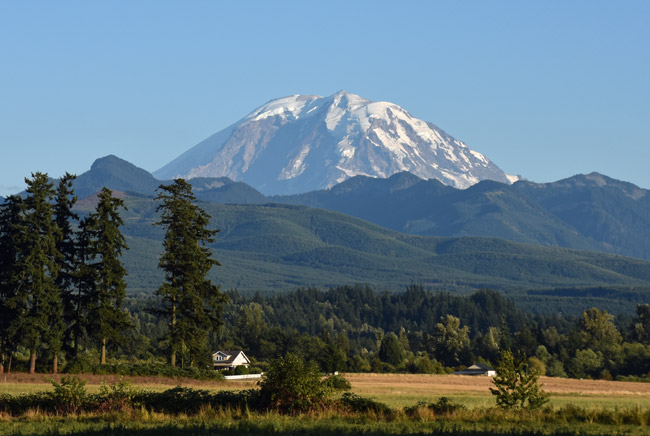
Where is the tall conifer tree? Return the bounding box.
[53,173,81,359]
[0,195,23,374]
[155,179,227,367]
[12,173,63,374]
[84,188,129,364]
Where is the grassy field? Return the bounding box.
[344,373,650,409]
[3,372,650,409]
[2,372,650,436]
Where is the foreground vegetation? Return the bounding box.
[1,392,649,436]
[2,363,649,436]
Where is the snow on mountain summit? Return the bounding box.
[155,91,516,195]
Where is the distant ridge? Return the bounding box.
[273,171,650,260]
[71,155,266,204]
[73,155,161,198]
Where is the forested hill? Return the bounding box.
[272,172,650,260]
[72,155,266,203]
[114,196,650,304]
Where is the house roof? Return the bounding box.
[452,363,496,375]
[212,350,250,365]
[467,363,494,371]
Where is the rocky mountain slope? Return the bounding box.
[155,91,515,194]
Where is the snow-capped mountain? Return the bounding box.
[155,91,516,195]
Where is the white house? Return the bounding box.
[212,350,251,370]
[452,363,496,377]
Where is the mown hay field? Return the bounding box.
[344,373,650,408]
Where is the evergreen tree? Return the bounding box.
[53,173,81,359]
[0,195,23,373]
[11,173,63,374]
[378,332,404,366]
[154,179,227,367]
[85,188,130,364]
[490,350,549,410]
[633,304,650,344]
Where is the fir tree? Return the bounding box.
[0,195,23,374]
[490,350,549,410]
[53,173,81,360]
[85,188,130,364]
[11,173,63,374]
[154,179,227,367]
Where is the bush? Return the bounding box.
[321,374,351,391]
[339,392,393,417]
[94,377,142,413]
[50,376,89,414]
[69,361,225,380]
[259,353,330,414]
[404,397,465,418]
[428,396,466,414]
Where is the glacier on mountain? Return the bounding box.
[155,91,516,195]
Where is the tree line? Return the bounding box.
[0,173,226,374]
[211,285,650,379]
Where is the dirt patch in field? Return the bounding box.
[344,373,650,397]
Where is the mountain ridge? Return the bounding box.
[272,171,650,260]
[12,155,647,261]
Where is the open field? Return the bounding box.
[3,372,650,410]
[0,372,257,395]
[345,373,650,408]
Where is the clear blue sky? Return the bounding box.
[1,0,649,196]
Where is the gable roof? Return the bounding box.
[467,363,494,371]
[212,350,251,365]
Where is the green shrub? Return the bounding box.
[50,376,89,414]
[134,387,261,415]
[428,396,466,414]
[93,377,142,412]
[404,397,465,418]
[339,392,394,418]
[321,374,351,391]
[259,353,330,414]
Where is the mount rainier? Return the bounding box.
[155,91,517,195]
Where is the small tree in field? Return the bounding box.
[490,350,548,410]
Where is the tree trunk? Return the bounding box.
[8,354,12,373]
[171,299,176,367]
[52,352,58,374]
[101,337,106,365]
[29,351,36,374]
